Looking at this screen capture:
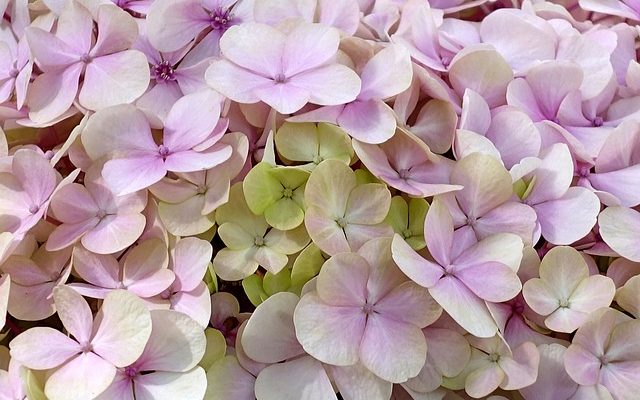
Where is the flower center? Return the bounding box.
[80,342,93,353]
[402,229,412,239]
[209,7,233,30]
[362,303,376,315]
[160,288,172,300]
[8,67,18,78]
[124,366,138,378]
[196,185,207,195]
[273,73,287,84]
[282,187,293,198]
[558,298,571,308]
[592,116,604,127]
[153,60,176,83]
[96,209,107,220]
[254,236,265,246]
[28,204,39,214]
[335,217,348,228]
[398,168,411,179]
[158,145,170,158]
[80,53,92,63]
[312,155,323,164]
[489,352,501,363]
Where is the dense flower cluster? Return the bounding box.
[1,0,640,399]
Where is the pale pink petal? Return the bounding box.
[290,64,361,107]
[454,233,524,272]
[163,90,222,152]
[534,187,600,245]
[50,183,99,223]
[91,290,153,367]
[564,344,602,386]
[170,282,211,328]
[12,150,57,207]
[9,327,80,369]
[146,0,210,52]
[219,23,285,77]
[499,341,539,390]
[465,357,505,398]
[171,237,212,292]
[53,285,94,344]
[336,99,396,144]
[212,248,259,281]
[424,196,454,266]
[429,276,498,338]
[45,353,116,400]
[304,206,350,256]
[24,27,79,71]
[316,252,369,307]
[293,292,364,366]
[391,234,443,288]
[360,313,427,383]
[205,59,271,104]
[255,356,337,400]
[359,45,412,101]
[135,369,207,400]
[102,154,166,196]
[71,246,120,289]
[164,145,232,173]
[519,343,578,400]
[79,50,150,111]
[81,213,147,254]
[90,4,138,56]
[375,281,441,327]
[241,292,304,364]
[599,206,640,262]
[282,23,340,77]
[455,261,522,303]
[330,363,392,400]
[345,183,391,224]
[26,64,82,125]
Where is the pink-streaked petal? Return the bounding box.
[9,327,80,369]
[24,27,79,71]
[71,246,120,289]
[12,150,57,207]
[219,23,285,77]
[499,341,539,390]
[146,0,210,52]
[304,206,350,256]
[50,183,99,223]
[564,344,602,386]
[90,4,138,56]
[164,145,232,173]
[282,23,340,77]
[293,292,364,366]
[359,45,413,101]
[375,281,441,327]
[424,196,454,266]
[163,90,222,152]
[26,64,82,125]
[205,59,272,104]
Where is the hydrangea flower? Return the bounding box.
[24,1,150,124]
[522,246,616,333]
[384,196,429,251]
[304,159,393,255]
[597,206,640,262]
[95,310,207,400]
[205,22,361,115]
[0,245,71,320]
[294,237,442,383]
[392,196,523,337]
[9,287,152,400]
[564,307,640,399]
[81,90,232,195]
[213,183,309,280]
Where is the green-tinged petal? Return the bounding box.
[24,368,47,400]
[217,222,255,250]
[263,268,292,296]
[255,246,289,275]
[354,168,379,184]
[317,123,353,162]
[275,122,320,163]
[385,196,410,233]
[305,160,355,217]
[158,197,215,236]
[243,162,284,215]
[406,236,427,251]
[408,198,429,233]
[292,185,306,209]
[195,224,217,242]
[264,198,305,231]
[264,223,311,254]
[216,183,270,237]
[243,274,269,307]
[290,244,326,292]
[205,356,256,400]
[269,166,310,190]
[213,248,259,281]
[204,262,218,293]
[199,328,227,371]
